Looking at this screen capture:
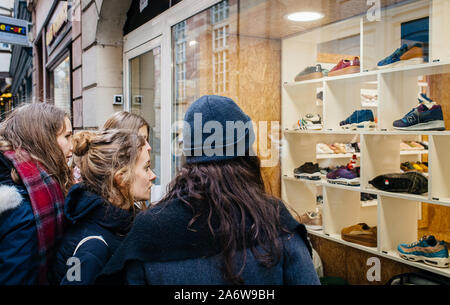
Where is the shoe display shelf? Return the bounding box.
[281,0,450,277]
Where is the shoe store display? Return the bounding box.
[393,100,445,131]
[398,235,450,268]
[295,64,323,82]
[294,162,321,180]
[369,172,428,194]
[340,109,376,130]
[341,223,377,247]
[377,43,424,69]
[326,166,360,186]
[403,141,424,150]
[297,211,323,231]
[360,192,377,202]
[328,56,360,77]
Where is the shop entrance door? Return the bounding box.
[128,44,162,204]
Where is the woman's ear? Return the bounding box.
[113,168,126,188]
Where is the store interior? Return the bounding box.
[179,0,450,283]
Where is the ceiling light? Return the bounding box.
[286,11,324,22]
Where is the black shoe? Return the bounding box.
[369,172,428,194]
[294,162,321,180]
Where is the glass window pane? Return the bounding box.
[129,48,161,200]
[53,56,71,115]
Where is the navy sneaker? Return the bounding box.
[340,109,376,130]
[377,44,408,69]
[393,103,445,131]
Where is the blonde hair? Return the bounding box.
[0,103,72,194]
[103,111,149,138]
[73,129,146,211]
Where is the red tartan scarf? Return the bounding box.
[3,150,66,284]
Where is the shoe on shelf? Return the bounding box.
[297,211,323,231]
[405,141,424,150]
[416,161,428,173]
[326,166,360,186]
[344,143,356,153]
[328,56,360,77]
[341,223,377,247]
[333,143,347,154]
[417,93,437,109]
[393,103,446,131]
[377,43,424,69]
[351,142,360,153]
[400,141,413,151]
[316,143,334,154]
[294,162,321,180]
[296,114,322,130]
[369,172,428,194]
[340,109,376,130]
[400,161,416,172]
[295,64,323,82]
[398,235,450,268]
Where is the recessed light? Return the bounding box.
[189,40,198,46]
[286,11,324,22]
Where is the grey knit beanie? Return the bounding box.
[182,95,255,164]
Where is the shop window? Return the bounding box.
[52,56,71,116]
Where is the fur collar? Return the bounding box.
[0,185,23,215]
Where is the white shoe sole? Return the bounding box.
[377,57,424,69]
[295,172,321,180]
[327,178,360,186]
[394,120,445,131]
[341,121,377,130]
[398,252,450,268]
[305,224,323,231]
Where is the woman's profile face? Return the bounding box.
[131,145,156,201]
[56,116,73,162]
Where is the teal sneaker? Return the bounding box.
[398,235,450,268]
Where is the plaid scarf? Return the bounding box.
[3,150,66,284]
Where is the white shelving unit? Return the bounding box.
[281,0,450,278]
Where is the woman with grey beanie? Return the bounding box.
[98,95,320,285]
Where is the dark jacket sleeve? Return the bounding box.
[283,233,321,285]
[0,202,39,285]
[60,238,111,285]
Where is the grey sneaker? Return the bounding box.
[295,64,323,82]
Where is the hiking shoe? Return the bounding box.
[295,64,323,82]
[393,103,445,131]
[297,211,323,231]
[377,43,424,69]
[341,223,377,247]
[398,235,450,268]
[294,162,321,180]
[369,172,428,194]
[328,57,360,76]
[326,166,360,186]
[340,109,376,130]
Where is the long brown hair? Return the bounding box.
[0,103,73,195]
[158,156,287,284]
[72,129,146,211]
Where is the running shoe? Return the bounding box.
[294,162,321,180]
[340,109,376,130]
[393,103,445,131]
[398,235,450,268]
[327,166,360,186]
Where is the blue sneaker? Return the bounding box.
[393,103,445,131]
[377,44,409,69]
[398,235,450,268]
[340,109,376,130]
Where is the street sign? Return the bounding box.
[0,15,31,47]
